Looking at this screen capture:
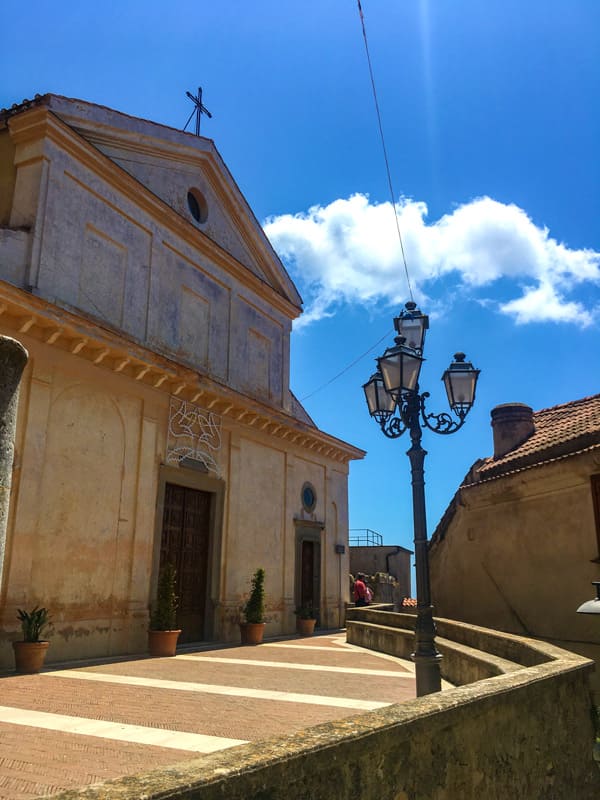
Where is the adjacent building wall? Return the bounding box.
[350,545,412,596]
[429,449,600,696]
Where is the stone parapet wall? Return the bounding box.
[345,607,554,684]
[52,614,600,800]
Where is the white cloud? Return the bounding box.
[263,194,600,328]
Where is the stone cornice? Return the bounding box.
[6,107,302,321]
[0,281,365,464]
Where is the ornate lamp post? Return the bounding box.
[363,301,480,697]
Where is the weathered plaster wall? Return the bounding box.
[350,545,412,593]
[0,228,30,287]
[430,456,600,639]
[50,619,600,800]
[0,338,162,664]
[218,437,350,640]
[429,452,600,696]
[4,110,292,411]
[53,100,267,278]
[0,130,17,225]
[0,330,351,667]
[0,100,360,668]
[95,140,261,278]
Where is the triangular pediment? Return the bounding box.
[46,95,302,313]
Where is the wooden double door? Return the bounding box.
[159,483,212,643]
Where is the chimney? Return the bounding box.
[491,403,535,458]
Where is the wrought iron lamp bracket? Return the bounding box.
[419,392,467,436]
[379,412,409,439]
[377,392,417,439]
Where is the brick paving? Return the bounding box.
[0,632,416,799]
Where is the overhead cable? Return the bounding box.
[357,0,414,302]
[300,328,393,402]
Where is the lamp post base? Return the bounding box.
[412,651,443,696]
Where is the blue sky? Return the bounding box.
[2,1,599,558]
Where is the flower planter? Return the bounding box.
[13,641,49,674]
[148,629,181,657]
[297,618,316,637]
[239,622,265,645]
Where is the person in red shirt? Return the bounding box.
[353,573,368,607]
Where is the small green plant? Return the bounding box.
[243,568,265,624]
[17,607,51,642]
[150,563,178,630]
[294,605,315,620]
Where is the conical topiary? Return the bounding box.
[243,568,265,624]
[150,563,178,631]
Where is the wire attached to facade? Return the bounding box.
[357,0,414,302]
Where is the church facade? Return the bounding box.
[0,95,364,666]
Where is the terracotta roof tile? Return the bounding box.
[0,93,48,122]
[475,393,600,480]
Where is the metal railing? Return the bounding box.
[349,528,383,547]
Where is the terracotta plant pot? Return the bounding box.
[148,629,181,657]
[239,622,265,645]
[13,641,49,674]
[297,618,316,636]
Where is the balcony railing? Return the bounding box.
[349,528,383,547]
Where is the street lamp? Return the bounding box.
[576,582,600,769]
[576,582,600,615]
[362,301,480,697]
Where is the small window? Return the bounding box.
[187,188,208,224]
[301,482,317,513]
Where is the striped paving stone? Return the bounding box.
[0,706,246,750]
[70,644,414,703]
[181,651,410,672]
[0,721,202,800]
[184,640,411,669]
[0,632,417,799]
[70,661,413,702]
[1,674,385,741]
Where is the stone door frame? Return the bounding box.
[152,464,225,641]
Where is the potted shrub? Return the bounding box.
[295,605,317,636]
[240,567,266,645]
[13,606,51,673]
[148,563,181,657]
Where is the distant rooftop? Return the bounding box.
[472,393,600,482]
[349,529,412,552]
[431,393,600,547]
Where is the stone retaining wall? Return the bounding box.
[53,613,600,800]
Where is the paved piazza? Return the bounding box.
[0,632,417,799]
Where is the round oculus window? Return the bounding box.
[301,483,317,513]
[187,188,208,224]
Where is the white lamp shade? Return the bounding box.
[442,353,480,413]
[394,302,429,353]
[395,314,427,352]
[363,371,396,419]
[378,344,423,398]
